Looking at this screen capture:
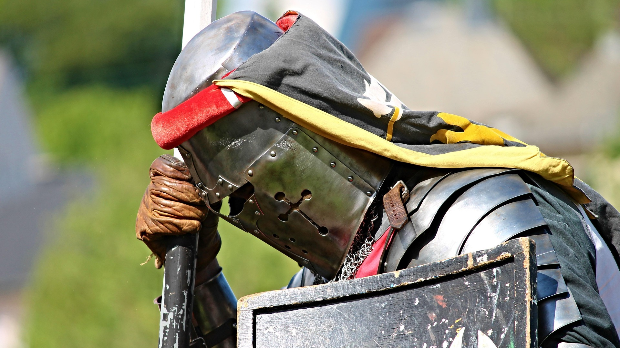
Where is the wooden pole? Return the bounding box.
[182,0,217,48]
[159,2,217,348]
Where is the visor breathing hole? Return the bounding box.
[289,238,296,243]
[284,245,291,250]
[318,226,329,236]
[272,234,279,239]
[278,214,289,222]
[302,249,308,254]
[274,192,286,201]
[301,189,312,200]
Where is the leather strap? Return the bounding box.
[383,180,410,229]
[202,318,236,348]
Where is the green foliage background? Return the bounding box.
[493,0,620,79]
[0,0,617,346]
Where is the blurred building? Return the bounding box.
[224,0,347,36]
[341,0,620,158]
[0,51,92,348]
[225,0,620,158]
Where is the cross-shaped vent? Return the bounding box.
[274,190,328,236]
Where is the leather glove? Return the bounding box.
[136,154,221,269]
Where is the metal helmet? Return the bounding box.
[164,11,392,279]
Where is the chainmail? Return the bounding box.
[311,198,382,285]
[333,233,375,282]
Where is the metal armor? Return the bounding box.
[192,271,237,348]
[160,10,613,347]
[384,168,585,346]
[164,11,392,280]
[289,168,592,347]
[160,10,391,345]
[160,12,281,347]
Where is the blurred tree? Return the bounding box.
[24,86,299,347]
[493,0,620,80]
[0,0,299,346]
[0,0,184,89]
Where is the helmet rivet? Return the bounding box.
[227,184,233,190]
[366,191,372,196]
[275,117,281,122]
[292,130,298,135]
[312,147,318,153]
[330,162,336,168]
[215,192,221,198]
[255,210,260,215]
[217,179,223,185]
[247,170,253,176]
[348,176,354,182]
[270,151,276,157]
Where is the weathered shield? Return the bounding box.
[237,238,537,348]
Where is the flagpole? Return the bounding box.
[159,2,217,348]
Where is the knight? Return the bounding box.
[136,11,620,347]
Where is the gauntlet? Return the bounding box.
[136,154,221,269]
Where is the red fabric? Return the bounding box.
[355,227,393,279]
[151,84,250,149]
[276,11,299,32]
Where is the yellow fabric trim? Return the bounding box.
[386,107,401,142]
[431,113,527,146]
[214,79,581,201]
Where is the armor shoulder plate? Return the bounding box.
[385,168,585,345]
[385,168,546,271]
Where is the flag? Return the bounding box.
[214,12,584,201]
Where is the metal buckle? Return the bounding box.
[394,180,410,202]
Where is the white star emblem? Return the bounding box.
[357,75,405,119]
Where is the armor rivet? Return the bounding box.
[348,176,354,182]
[270,151,276,157]
[384,262,388,267]
[312,147,318,153]
[247,169,253,176]
[366,191,372,196]
[217,179,223,185]
[259,104,264,109]
[232,323,237,329]
[330,162,336,168]
[254,230,259,234]
[215,192,220,198]
[248,199,254,204]
[227,184,233,190]
[275,117,281,122]
[197,182,204,189]
[292,130,298,135]
[255,210,260,215]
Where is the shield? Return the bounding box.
[237,238,537,348]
